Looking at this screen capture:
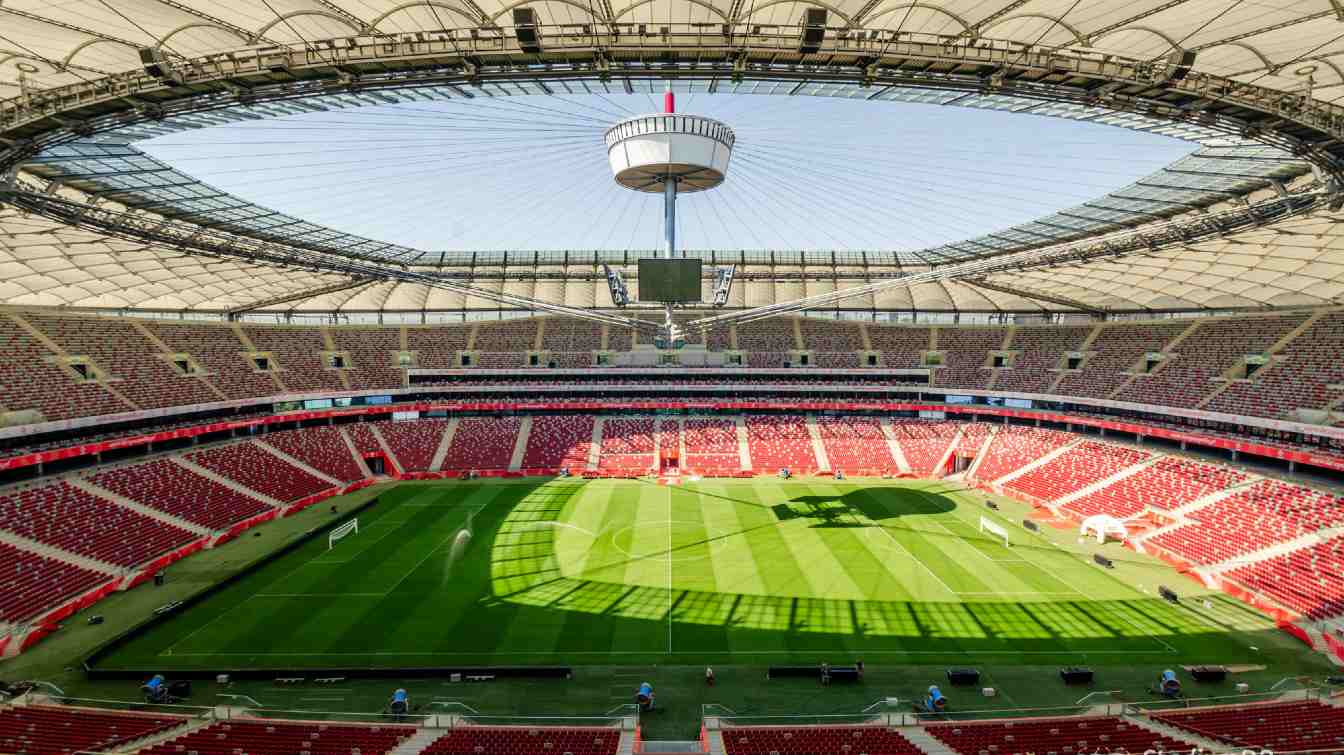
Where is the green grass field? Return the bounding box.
[96,478,1288,671]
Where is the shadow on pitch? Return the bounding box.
[775,488,955,527]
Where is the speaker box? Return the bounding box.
[1159,585,1179,603]
[1190,665,1227,682]
[514,8,542,53]
[1093,553,1113,569]
[137,47,176,80]
[1060,667,1094,685]
[946,668,980,685]
[1166,49,1197,81]
[799,8,826,53]
[1023,519,1040,532]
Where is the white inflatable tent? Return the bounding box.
[1080,514,1128,544]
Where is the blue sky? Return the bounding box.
[139,93,1194,253]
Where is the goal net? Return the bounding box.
[979,516,1009,547]
[328,519,359,550]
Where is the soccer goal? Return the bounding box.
[979,516,1010,547]
[328,519,359,550]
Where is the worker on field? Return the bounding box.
[1158,669,1182,698]
[636,682,655,712]
[388,688,410,718]
[923,685,947,713]
[142,674,168,704]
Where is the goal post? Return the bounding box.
[328,518,359,550]
[979,516,1009,547]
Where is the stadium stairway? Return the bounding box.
[387,727,445,755]
[804,416,831,473]
[171,455,285,509]
[963,425,998,479]
[588,418,605,471]
[1051,453,1168,513]
[67,477,212,536]
[339,427,376,478]
[509,416,533,471]
[896,725,958,755]
[368,425,404,473]
[255,439,344,487]
[988,437,1083,486]
[1124,713,1224,752]
[879,418,914,474]
[734,417,752,471]
[933,426,964,477]
[428,418,459,472]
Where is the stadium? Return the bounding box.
[4,0,1344,752]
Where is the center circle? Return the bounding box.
[609,520,723,563]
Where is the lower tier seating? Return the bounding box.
[187,442,333,502]
[1063,456,1247,519]
[423,725,620,755]
[1154,700,1344,751]
[521,415,595,469]
[890,421,959,476]
[683,418,741,474]
[599,417,655,472]
[377,418,451,472]
[91,459,272,530]
[260,426,364,482]
[817,416,897,473]
[723,725,923,755]
[141,718,414,755]
[1224,535,1344,619]
[0,542,111,623]
[745,415,818,472]
[972,427,1074,483]
[0,705,184,755]
[1006,441,1150,503]
[0,481,197,567]
[441,417,520,471]
[927,715,1192,755]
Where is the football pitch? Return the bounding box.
[98,478,1283,671]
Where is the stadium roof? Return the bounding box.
[2,1,1344,317]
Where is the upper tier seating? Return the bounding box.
[867,325,930,368]
[1115,314,1307,409]
[0,705,184,755]
[261,426,365,482]
[0,481,197,567]
[736,319,797,354]
[972,427,1074,483]
[0,316,131,420]
[817,416,897,472]
[243,325,345,392]
[1006,441,1150,504]
[423,725,619,755]
[1154,700,1344,752]
[474,319,538,352]
[91,459,272,530]
[441,417,520,471]
[1063,457,1247,519]
[0,542,111,623]
[928,716,1192,755]
[24,313,220,410]
[142,321,276,399]
[187,442,333,502]
[330,327,403,390]
[723,725,923,755]
[1206,310,1344,418]
[800,318,863,352]
[406,324,469,368]
[599,417,656,471]
[890,421,959,476]
[995,326,1092,393]
[1053,321,1188,399]
[934,327,1000,390]
[541,317,602,353]
[1225,534,1344,619]
[377,419,451,472]
[745,415,818,472]
[141,718,414,755]
[521,415,595,469]
[1148,479,1344,565]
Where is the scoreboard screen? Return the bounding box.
[638,258,702,303]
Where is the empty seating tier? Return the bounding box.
[441,417,521,471]
[0,481,197,566]
[423,725,620,755]
[818,416,897,473]
[723,725,923,755]
[0,705,184,755]
[972,427,1074,483]
[243,325,345,392]
[377,419,451,472]
[599,417,656,472]
[142,320,276,399]
[683,419,741,473]
[521,415,596,470]
[140,718,414,755]
[330,327,404,390]
[188,442,333,502]
[928,715,1192,755]
[1225,535,1344,619]
[745,415,818,473]
[0,316,130,420]
[934,327,1000,390]
[261,426,365,482]
[91,459,272,530]
[1006,441,1150,504]
[0,542,111,623]
[1063,457,1246,519]
[1154,700,1344,751]
[890,421,959,477]
[995,326,1091,394]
